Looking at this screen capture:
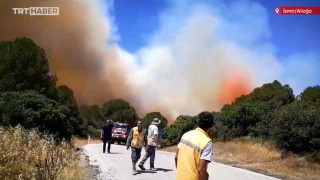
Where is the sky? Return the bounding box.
[111,0,320,95]
[114,0,320,57]
[1,0,319,120]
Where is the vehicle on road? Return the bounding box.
[111,122,130,144]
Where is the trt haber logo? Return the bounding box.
[12,7,59,15]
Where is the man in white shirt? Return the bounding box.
[138,118,161,171]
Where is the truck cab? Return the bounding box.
[111,122,130,144]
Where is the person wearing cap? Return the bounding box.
[138,118,161,171]
[175,112,214,180]
[126,120,147,175]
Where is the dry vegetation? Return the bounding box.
[0,126,90,180]
[72,137,102,149]
[162,138,320,180]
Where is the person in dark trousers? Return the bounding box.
[175,112,214,180]
[138,118,161,171]
[126,120,147,175]
[101,119,114,153]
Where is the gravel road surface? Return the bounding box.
[82,143,281,180]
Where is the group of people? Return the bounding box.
[100,111,214,180]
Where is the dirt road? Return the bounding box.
[83,143,280,180]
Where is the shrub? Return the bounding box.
[87,125,101,138]
[165,115,197,145]
[270,101,320,153]
[0,91,81,140]
[0,126,87,180]
[306,152,320,163]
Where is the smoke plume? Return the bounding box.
[1,0,319,121]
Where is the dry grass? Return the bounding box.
[0,126,90,180]
[161,138,320,180]
[72,137,102,149]
[214,139,280,164]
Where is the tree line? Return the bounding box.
[165,81,320,161]
[80,101,168,137]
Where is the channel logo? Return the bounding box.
[12,7,59,16]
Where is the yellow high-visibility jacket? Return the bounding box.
[131,127,146,149]
[176,128,211,180]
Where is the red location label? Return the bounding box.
[280,7,320,15]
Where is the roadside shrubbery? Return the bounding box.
[270,101,320,153]
[0,91,79,141]
[164,81,320,161]
[0,126,87,180]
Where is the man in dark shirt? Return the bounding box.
[101,119,114,153]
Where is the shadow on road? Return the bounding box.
[137,170,157,174]
[105,152,123,154]
[156,168,173,172]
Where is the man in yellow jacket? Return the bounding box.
[126,120,147,175]
[175,112,214,180]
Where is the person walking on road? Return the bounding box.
[101,119,114,153]
[138,118,161,171]
[126,120,147,175]
[175,112,214,180]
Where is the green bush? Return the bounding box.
[0,91,81,140]
[218,103,263,138]
[87,125,101,138]
[215,80,295,140]
[270,101,320,153]
[165,115,197,145]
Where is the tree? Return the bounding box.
[218,103,262,138]
[300,86,320,104]
[79,105,105,132]
[102,99,138,127]
[0,37,56,98]
[141,112,168,129]
[56,85,86,136]
[218,80,295,138]
[0,37,86,139]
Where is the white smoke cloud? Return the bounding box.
[110,0,319,119]
[114,0,275,118]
